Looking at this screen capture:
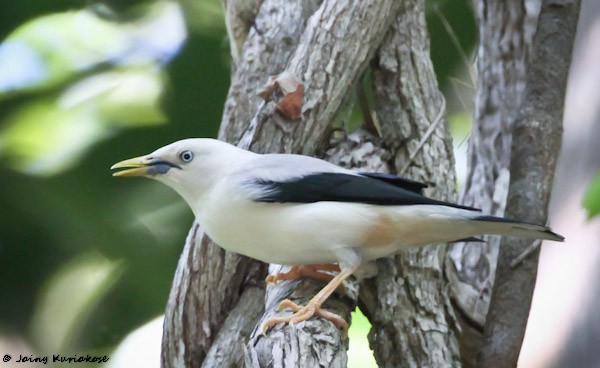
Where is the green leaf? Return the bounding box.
[583,173,600,219]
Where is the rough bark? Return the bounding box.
[235,0,402,155]
[201,287,265,368]
[478,1,580,366]
[444,1,540,365]
[219,0,321,144]
[161,1,318,367]
[358,1,462,366]
[220,0,264,65]
[161,222,266,368]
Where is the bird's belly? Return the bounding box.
[200,201,378,265]
[199,200,477,265]
[203,220,339,265]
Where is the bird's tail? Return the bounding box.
[470,215,564,242]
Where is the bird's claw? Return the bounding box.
[261,298,348,335]
[277,299,301,311]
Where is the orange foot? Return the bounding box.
[265,264,341,285]
[261,299,348,335]
[261,267,356,335]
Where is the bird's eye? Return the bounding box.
[179,150,194,163]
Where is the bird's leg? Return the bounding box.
[265,263,341,285]
[262,266,356,335]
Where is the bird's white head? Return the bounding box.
[111,138,251,210]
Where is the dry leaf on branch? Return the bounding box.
[257,71,304,120]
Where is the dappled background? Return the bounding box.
[0,0,228,362]
[1,0,599,367]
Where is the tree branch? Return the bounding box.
[220,0,264,64]
[201,287,265,367]
[444,1,540,365]
[161,223,266,367]
[244,0,402,155]
[219,0,321,143]
[360,1,462,366]
[478,1,581,366]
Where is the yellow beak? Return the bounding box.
[111,155,180,177]
[111,156,152,177]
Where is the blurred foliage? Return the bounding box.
[0,0,227,355]
[30,254,122,354]
[426,0,477,92]
[0,1,188,175]
[583,173,600,219]
[0,0,475,362]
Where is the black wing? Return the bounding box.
[358,172,428,194]
[252,172,479,211]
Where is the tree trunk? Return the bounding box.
[359,0,462,366]
[445,1,539,365]
[478,0,581,366]
[444,0,580,366]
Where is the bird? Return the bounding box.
[111,138,564,334]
